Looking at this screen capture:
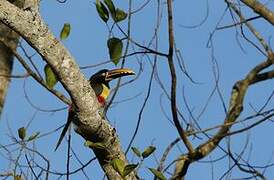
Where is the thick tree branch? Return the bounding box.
[0,39,71,105]
[0,1,136,179]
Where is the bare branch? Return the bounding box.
[166,0,194,154]
[173,55,274,178]
[240,0,274,25]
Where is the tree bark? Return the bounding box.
[0,0,24,117]
[0,1,136,179]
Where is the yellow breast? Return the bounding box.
[100,84,110,100]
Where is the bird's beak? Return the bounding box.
[105,68,135,81]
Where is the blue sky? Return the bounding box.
[0,0,273,179]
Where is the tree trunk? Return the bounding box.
[0,0,24,117]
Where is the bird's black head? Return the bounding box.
[89,69,109,86]
[89,68,135,88]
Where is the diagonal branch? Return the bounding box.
[226,1,271,55]
[0,1,136,179]
[240,0,274,25]
[0,38,71,105]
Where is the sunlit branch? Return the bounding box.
[240,0,274,25]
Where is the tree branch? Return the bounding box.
[166,0,194,154]
[240,0,274,25]
[0,1,136,179]
[173,54,274,178]
[0,38,71,105]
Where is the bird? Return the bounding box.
[54,68,135,151]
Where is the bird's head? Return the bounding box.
[89,68,135,88]
[89,68,135,105]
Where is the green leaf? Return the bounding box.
[142,146,156,158]
[103,0,116,18]
[131,147,141,157]
[148,168,167,180]
[114,8,127,22]
[44,64,58,89]
[95,0,109,23]
[60,23,71,40]
[27,132,40,141]
[84,141,106,150]
[107,37,123,65]
[111,158,125,176]
[122,163,138,177]
[18,127,26,140]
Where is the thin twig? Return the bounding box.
[216,15,261,30]
[227,1,271,54]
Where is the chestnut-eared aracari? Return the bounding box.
[55,68,135,150]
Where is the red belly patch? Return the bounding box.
[97,96,106,106]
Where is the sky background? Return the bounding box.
[0,0,273,179]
